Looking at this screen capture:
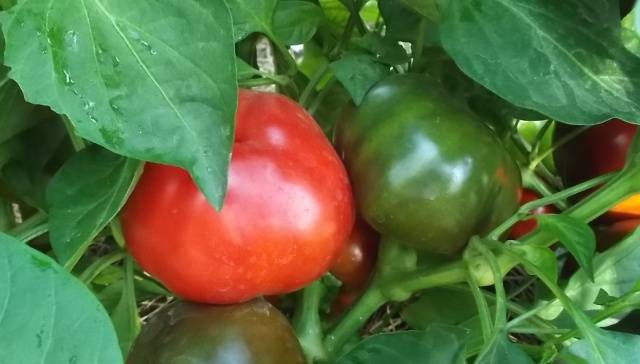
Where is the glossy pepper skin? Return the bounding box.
[554,119,639,221]
[127,299,306,364]
[336,75,521,254]
[121,89,355,304]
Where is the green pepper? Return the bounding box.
[127,299,306,364]
[336,74,521,254]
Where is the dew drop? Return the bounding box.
[63,70,74,85]
[112,56,120,68]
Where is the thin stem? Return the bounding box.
[506,303,551,330]
[238,77,285,88]
[466,271,493,343]
[292,280,328,363]
[324,286,385,357]
[110,219,126,249]
[308,78,338,116]
[7,211,48,238]
[488,172,616,240]
[379,259,467,294]
[16,223,49,243]
[331,15,357,58]
[78,250,127,284]
[522,171,567,210]
[530,126,588,170]
[509,327,569,335]
[474,240,507,330]
[62,116,87,151]
[0,74,10,89]
[529,120,553,156]
[299,63,330,108]
[410,18,427,72]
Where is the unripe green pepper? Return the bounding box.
[336,74,521,254]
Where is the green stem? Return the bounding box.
[299,63,330,108]
[308,78,338,116]
[78,250,127,284]
[292,280,328,363]
[15,223,49,243]
[7,211,48,239]
[62,116,87,151]
[410,18,427,72]
[238,77,286,88]
[110,219,126,249]
[331,15,357,58]
[466,271,493,343]
[474,240,507,330]
[488,172,616,240]
[0,74,10,89]
[530,120,553,156]
[522,170,567,210]
[324,286,385,357]
[529,126,588,171]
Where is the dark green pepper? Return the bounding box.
[127,299,306,364]
[336,74,521,254]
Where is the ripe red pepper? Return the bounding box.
[121,90,355,304]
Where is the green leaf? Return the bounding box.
[1,0,237,210]
[441,0,640,125]
[1,115,69,209]
[475,331,534,364]
[536,214,595,281]
[352,33,410,65]
[227,0,278,40]
[273,1,324,45]
[319,0,352,35]
[236,57,260,80]
[109,257,140,357]
[0,81,38,146]
[330,53,390,104]
[509,244,558,284]
[379,0,432,43]
[399,0,443,21]
[334,325,469,364]
[566,326,640,363]
[402,288,479,328]
[0,232,122,363]
[47,146,142,269]
[541,228,640,321]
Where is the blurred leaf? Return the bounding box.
[319,0,352,35]
[475,331,534,364]
[441,0,640,125]
[47,146,142,269]
[0,81,38,145]
[0,232,122,363]
[402,288,478,328]
[273,1,324,45]
[311,83,351,136]
[352,32,409,65]
[109,257,139,357]
[330,53,389,104]
[379,0,434,44]
[1,0,237,209]
[335,325,468,364]
[1,115,69,209]
[537,214,595,281]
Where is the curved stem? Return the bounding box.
[292,280,328,363]
[7,210,48,238]
[78,250,127,284]
[62,115,87,151]
[324,286,385,357]
[16,223,49,243]
[466,271,493,343]
[300,63,330,108]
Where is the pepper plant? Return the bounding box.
[2,1,640,363]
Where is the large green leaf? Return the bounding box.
[1,0,237,209]
[47,146,142,269]
[0,232,122,363]
[566,329,640,363]
[441,0,640,125]
[334,325,468,364]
